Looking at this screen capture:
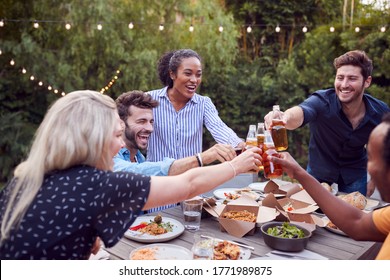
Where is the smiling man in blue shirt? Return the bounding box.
[264,50,389,196]
[114,90,237,212]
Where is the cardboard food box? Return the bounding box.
[203,196,279,238]
[261,192,328,228]
[263,180,302,197]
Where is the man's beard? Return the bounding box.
[125,126,147,153]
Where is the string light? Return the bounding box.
[330,26,335,32]
[302,26,308,33]
[355,26,360,32]
[10,59,15,66]
[38,81,43,86]
[100,69,121,93]
[48,86,52,90]
[0,20,4,27]
[246,26,252,33]
[275,25,281,33]
[128,22,134,29]
[380,26,386,32]
[65,23,71,30]
[218,25,223,32]
[30,75,35,80]
[97,23,103,30]
[33,22,39,28]
[61,92,66,96]
[159,24,164,31]
[22,68,26,73]
[54,89,58,94]
[0,49,2,55]
[189,24,194,32]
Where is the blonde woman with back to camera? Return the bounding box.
[0,90,262,259]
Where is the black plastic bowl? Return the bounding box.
[261,222,312,252]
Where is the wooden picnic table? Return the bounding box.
[104,205,382,260]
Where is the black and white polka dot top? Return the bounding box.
[0,165,151,259]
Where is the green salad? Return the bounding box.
[266,222,305,238]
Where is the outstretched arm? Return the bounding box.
[168,143,236,175]
[269,152,386,242]
[144,148,262,209]
[264,106,304,130]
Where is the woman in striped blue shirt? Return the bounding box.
[147,49,245,162]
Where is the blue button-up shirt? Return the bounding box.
[113,148,177,212]
[300,88,389,185]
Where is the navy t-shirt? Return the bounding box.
[300,88,389,185]
[0,165,150,259]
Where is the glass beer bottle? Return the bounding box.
[245,124,257,149]
[271,105,288,151]
[256,122,265,170]
[263,130,283,179]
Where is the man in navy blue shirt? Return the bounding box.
[265,50,389,196]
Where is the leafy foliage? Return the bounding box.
[0,0,389,185]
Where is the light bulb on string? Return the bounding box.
[275,25,281,33]
[38,81,43,86]
[355,26,360,32]
[330,26,335,32]
[189,24,194,32]
[61,92,66,96]
[65,23,71,30]
[116,70,120,74]
[302,26,308,33]
[10,59,15,66]
[218,25,223,32]
[30,75,35,81]
[0,20,4,27]
[159,24,164,31]
[54,89,58,94]
[48,86,52,91]
[97,23,103,30]
[246,26,252,33]
[0,49,2,55]
[380,26,386,32]
[33,22,39,28]
[22,68,27,74]
[128,22,134,29]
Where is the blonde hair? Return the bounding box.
[1,90,117,244]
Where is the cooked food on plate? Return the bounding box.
[129,215,173,236]
[213,241,240,260]
[338,191,367,210]
[222,210,256,222]
[130,247,157,260]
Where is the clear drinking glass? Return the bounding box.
[182,199,203,231]
[192,232,214,260]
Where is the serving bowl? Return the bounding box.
[260,221,312,252]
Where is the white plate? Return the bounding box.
[213,188,259,201]
[213,188,241,200]
[130,243,192,260]
[248,182,268,192]
[324,225,348,236]
[213,240,251,260]
[124,216,184,243]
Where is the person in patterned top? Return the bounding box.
[0,90,262,259]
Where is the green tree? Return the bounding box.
[0,0,239,185]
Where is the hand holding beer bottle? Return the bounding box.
[262,130,283,179]
[270,105,288,151]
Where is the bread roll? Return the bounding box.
[339,191,367,210]
[321,182,332,192]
